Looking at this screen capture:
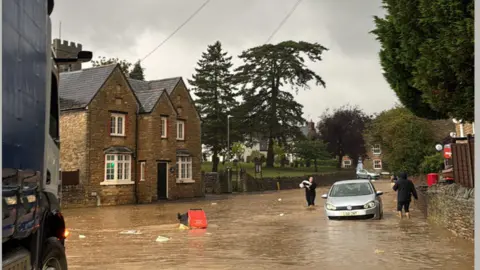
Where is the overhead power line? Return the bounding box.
[140,0,211,62]
[265,0,303,44]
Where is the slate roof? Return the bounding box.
[59,64,116,110]
[134,88,166,113]
[128,77,181,113]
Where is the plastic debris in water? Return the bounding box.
[374,249,384,254]
[278,198,282,202]
[279,213,285,216]
[156,236,170,243]
[79,235,86,239]
[211,202,217,205]
[178,224,190,230]
[120,230,142,235]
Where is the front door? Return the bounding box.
[157,162,168,199]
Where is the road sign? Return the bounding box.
[444,144,452,159]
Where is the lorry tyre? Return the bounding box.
[41,237,68,270]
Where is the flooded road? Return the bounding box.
[64,181,474,270]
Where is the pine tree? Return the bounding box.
[188,41,238,172]
[234,41,328,168]
[129,61,145,80]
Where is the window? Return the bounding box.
[176,156,192,181]
[343,160,352,168]
[161,117,168,138]
[104,154,132,183]
[140,161,146,181]
[177,120,185,140]
[373,159,382,170]
[110,113,126,136]
[372,144,381,155]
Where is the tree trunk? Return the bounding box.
[314,158,318,172]
[266,137,275,168]
[212,150,219,172]
[337,155,343,169]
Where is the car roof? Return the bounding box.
[333,179,372,185]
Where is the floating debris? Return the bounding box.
[178,224,190,230]
[374,249,384,254]
[279,213,285,217]
[155,236,170,243]
[278,198,282,202]
[211,202,217,205]
[119,230,142,235]
[79,235,86,239]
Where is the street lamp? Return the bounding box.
[227,115,232,163]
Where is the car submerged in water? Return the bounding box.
[321,180,384,220]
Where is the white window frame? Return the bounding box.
[373,159,382,170]
[372,144,381,155]
[161,117,168,138]
[110,113,126,136]
[176,156,194,183]
[140,161,146,181]
[101,154,134,185]
[177,120,185,140]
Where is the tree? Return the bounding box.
[231,142,245,161]
[188,41,238,172]
[294,140,330,172]
[364,107,436,175]
[234,41,328,168]
[317,105,371,169]
[91,56,132,77]
[129,60,145,80]
[273,141,287,167]
[371,0,474,121]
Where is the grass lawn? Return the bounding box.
[201,161,341,178]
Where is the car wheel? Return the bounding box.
[41,237,68,270]
[327,216,333,220]
[368,175,372,180]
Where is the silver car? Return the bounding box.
[356,169,380,180]
[321,179,384,220]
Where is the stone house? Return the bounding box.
[58,62,203,207]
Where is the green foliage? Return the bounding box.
[231,142,245,161]
[317,105,371,168]
[248,150,265,164]
[364,107,436,175]
[234,41,328,167]
[420,152,444,174]
[371,0,474,121]
[129,61,145,80]
[188,41,238,171]
[293,140,330,171]
[91,56,132,77]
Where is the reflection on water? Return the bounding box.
[64,182,473,270]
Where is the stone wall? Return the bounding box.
[414,176,474,241]
[204,170,356,194]
[61,185,86,208]
[425,184,474,240]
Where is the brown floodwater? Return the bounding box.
[63,181,474,270]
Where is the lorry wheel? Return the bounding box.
[41,237,68,270]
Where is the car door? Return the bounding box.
[357,169,366,179]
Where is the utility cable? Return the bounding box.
[140,0,211,63]
[264,0,303,44]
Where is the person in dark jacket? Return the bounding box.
[392,172,418,219]
[300,176,317,207]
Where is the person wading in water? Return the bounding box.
[392,172,418,219]
[299,176,317,207]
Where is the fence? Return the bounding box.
[451,136,475,188]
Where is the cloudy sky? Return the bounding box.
[51,0,398,120]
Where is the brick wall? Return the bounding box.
[455,122,474,137]
[137,93,178,202]
[59,111,88,207]
[86,67,138,206]
[170,80,204,198]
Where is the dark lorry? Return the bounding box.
[2,0,91,269]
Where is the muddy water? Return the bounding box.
[63,181,474,270]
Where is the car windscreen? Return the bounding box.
[329,183,374,197]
